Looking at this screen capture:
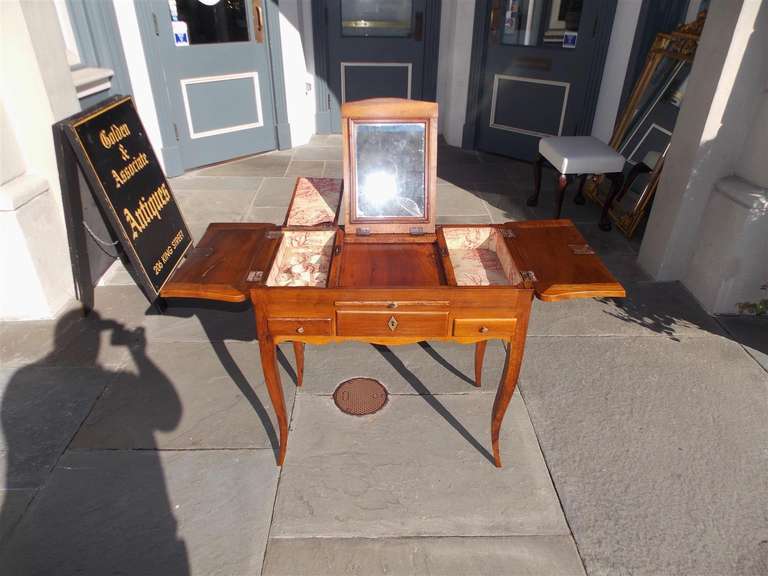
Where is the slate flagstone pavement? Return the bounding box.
[0,137,766,576]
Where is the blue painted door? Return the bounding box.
[158,0,277,170]
[325,0,433,132]
[476,0,615,160]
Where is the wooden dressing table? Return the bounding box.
[161,99,624,467]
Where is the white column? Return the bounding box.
[437,0,476,147]
[0,0,80,320]
[278,0,317,147]
[638,0,768,281]
[591,0,643,142]
[113,0,167,172]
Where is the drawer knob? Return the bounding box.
[479,326,489,334]
[387,302,397,309]
[296,326,305,334]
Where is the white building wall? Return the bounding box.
[734,79,768,189]
[437,0,477,147]
[113,0,167,172]
[639,0,767,290]
[591,0,643,142]
[279,0,316,147]
[0,0,80,320]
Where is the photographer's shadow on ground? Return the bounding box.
[149,298,282,460]
[0,310,190,575]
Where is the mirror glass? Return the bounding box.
[619,60,689,156]
[594,59,691,231]
[353,122,426,219]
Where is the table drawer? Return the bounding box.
[268,318,331,336]
[453,318,517,337]
[336,310,449,337]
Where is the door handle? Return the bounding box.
[252,0,264,43]
[414,11,423,41]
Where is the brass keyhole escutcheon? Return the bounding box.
[296,326,305,334]
[387,316,398,331]
[479,326,489,334]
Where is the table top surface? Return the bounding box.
[161,219,625,304]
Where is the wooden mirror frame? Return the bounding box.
[583,11,706,238]
[341,98,438,236]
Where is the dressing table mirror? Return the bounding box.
[344,98,437,235]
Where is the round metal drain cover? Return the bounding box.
[333,378,388,416]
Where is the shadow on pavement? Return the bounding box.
[373,343,495,465]
[0,310,190,575]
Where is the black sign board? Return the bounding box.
[57,96,191,304]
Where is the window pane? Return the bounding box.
[501,0,583,48]
[170,0,249,46]
[542,0,582,47]
[342,0,413,38]
[501,0,544,46]
[354,122,426,220]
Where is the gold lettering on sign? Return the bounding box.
[112,152,149,188]
[99,123,131,149]
[122,182,173,239]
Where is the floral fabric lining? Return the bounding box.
[284,177,342,226]
[266,230,336,287]
[443,227,521,286]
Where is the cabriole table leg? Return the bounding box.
[258,336,289,465]
[293,341,305,387]
[491,328,528,468]
[474,340,487,387]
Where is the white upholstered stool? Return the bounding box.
[527,136,625,225]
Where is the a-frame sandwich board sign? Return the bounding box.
[55,95,192,310]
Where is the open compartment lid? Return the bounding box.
[160,223,281,302]
[342,98,438,236]
[283,177,343,226]
[500,220,625,301]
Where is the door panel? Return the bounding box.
[342,63,412,102]
[181,73,264,137]
[157,0,276,170]
[476,0,615,160]
[490,75,569,136]
[325,0,433,132]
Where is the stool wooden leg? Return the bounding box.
[599,171,626,231]
[527,154,544,207]
[554,173,572,219]
[574,174,588,204]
